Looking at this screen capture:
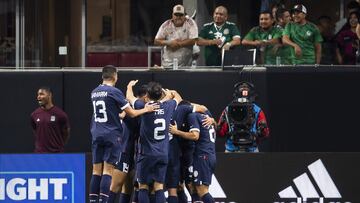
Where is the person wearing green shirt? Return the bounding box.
[242,10,282,65]
[274,7,293,65]
[282,4,323,65]
[197,6,241,67]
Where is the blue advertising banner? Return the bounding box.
[0,154,85,202]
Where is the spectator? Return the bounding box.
[154,4,198,68]
[274,7,293,65]
[197,6,241,66]
[242,10,282,65]
[282,4,323,65]
[317,16,341,65]
[30,87,70,153]
[336,12,360,65]
[271,2,286,25]
[335,1,360,34]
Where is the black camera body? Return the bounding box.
[226,98,257,146]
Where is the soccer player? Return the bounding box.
[166,101,209,203]
[89,65,158,203]
[170,112,217,203]
[127,80,181,203]
[108,84,148,203]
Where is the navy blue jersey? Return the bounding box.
[121,115,140,154]
[173,104,194,128]
[90,84,129,140]
[187,112,216,156]
[170,104,194,154]
[134,99,177,156]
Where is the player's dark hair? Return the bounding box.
[102,65,117,80]
[276,7,289,21]
[178,100,191,106]
[38,86,53,95]
[261,10,273,18]
[136,84,148,98]
[147,82,163,101]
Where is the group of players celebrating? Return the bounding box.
[89,65,217,203]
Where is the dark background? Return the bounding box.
[2,67,360,153]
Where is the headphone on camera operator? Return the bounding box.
[224,81,266,149]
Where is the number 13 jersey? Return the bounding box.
[90,84,129,140]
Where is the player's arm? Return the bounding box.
[169,90,183,104]
[190,102,208,113]
[123,103,158,118]
[170,122,199,141]
[119,111,126,119]
[126,80,139,105]
[202,114,217,128]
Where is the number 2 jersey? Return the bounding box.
[90,84,129,141]
[134,99,177,156]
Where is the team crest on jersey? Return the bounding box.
[214,32,223,39]
[268,34,273,40]
[223,28,229,35]
[306,30,312,36]
[50,115,56,121]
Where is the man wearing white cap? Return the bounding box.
[282,4,323,65]
[154,4,198,69]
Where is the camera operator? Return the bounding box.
[217,82,269,152]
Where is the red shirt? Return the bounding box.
[30,106,70,153]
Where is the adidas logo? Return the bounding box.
[275,159,351,203]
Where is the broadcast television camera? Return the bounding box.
[226,81,266,147]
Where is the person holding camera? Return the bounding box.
[217,82,269,152]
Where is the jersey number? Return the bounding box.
[154,118,166,140]
[209,127,216,143]
[92,101,108,123]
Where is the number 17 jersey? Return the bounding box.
[90,84,129,140]
[134,99,177,156]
